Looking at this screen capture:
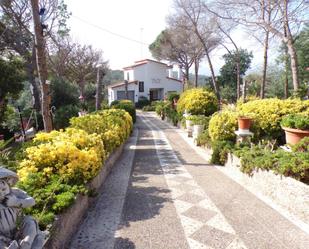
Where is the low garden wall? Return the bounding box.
[44,142,125,249]
[223,153,309,226]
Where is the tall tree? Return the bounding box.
[172,0,221,99]
[206,0,308,93]
[218,49,253,102]
[30,0,52,131]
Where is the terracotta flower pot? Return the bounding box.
[282,127,309,145]
[238,117,252,130]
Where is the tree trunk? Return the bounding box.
[184,66,190,89]
[95,68,103,110]
[194,58,199,87]
[260,30,269,99]
[284,26,289,99]
[26,55,41,112]
[205,48,220,100]
[286,40,299,92]
[30,0,52,132]
[243,79,247,103]
[283,0,299,92]
[236,53,241,99]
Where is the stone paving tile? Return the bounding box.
[177,193,207,204]
[190,225,235,249]
[182,206,217,223]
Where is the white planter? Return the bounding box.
[185,119,193,132]
[193,124,204,139]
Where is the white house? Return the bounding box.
[107,59,183,104]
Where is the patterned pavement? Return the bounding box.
[70,112,309,249]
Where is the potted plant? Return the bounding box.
[237,112,254,131]
[188,115,209,139]
[281,114,309,145]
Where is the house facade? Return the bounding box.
[107,59,183,104]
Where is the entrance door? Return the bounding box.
[149,89,163,101]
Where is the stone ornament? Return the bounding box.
[0,167,44,249]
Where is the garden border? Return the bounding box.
[43,140,127,249]
[155,112,309,234]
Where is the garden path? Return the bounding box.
[70,112,309,249]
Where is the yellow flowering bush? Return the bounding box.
[70,109,133,154]
[18,128,104,183]
[208,110,238,142]
[237,98,309,139]
[16,109,133,228]
[177,88,218,116]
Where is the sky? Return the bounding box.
[65,0,279,75]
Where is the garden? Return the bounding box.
[146,88,309,185]
[0,101,135,233]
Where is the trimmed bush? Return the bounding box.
[111,100,136,123]
[135,96,150,109]
[237,98,309,140]
[70,109,133,154]
[177,88,218,116]
[208,110,238,142]
[17,109,133,228]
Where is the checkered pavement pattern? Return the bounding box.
[144,118,248,249]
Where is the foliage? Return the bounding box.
[218,49,253,102]
[50,78,79,108]
[135,96,150,109]
[186,115,210,126]
[281,114,309,130]
[210,140,234,165]
[53,104,79,130]
[208,110,238,142]
[142,105,156,112]
[237,98,309,141]
[16,109,133,228]
[292,137,309,153]
[0,57,25,123]
[111,100,136,123]
[167,92,180,103]
[196,129,211,147]
[234,144,309,184]
[177,88,218,116]
[70,109,133,155]
[1,105,20,132]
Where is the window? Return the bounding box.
[139,81,144,92]
[127,72,130,81]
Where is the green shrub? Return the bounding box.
[53,104,79,129]
[142,105,156,111]
[281,114,309,130]
[292,137,309,152]
[167,92,180,103]
[234,144,309,184]
[135,96,150,109]
[177,88,218,116]
[186,115,210,126]
[208,111,238,142]
[196,129,211,147]
[210,140,233,165]
[237,98,309,141]
[111,100,136,123]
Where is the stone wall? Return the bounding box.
[221,154,309,227]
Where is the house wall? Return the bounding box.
[108,61,183,104]
[108,83,138,105]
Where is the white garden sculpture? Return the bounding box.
[0,167,44,249]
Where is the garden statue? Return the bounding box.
[0,167,44,249]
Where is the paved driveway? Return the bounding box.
[70,112,309,249]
